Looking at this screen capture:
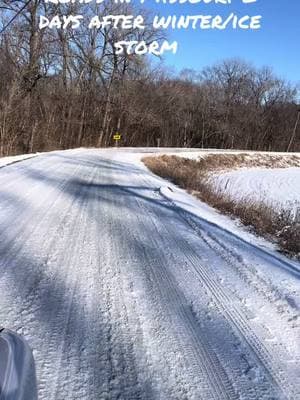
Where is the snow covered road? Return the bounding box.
[0,149,299,400]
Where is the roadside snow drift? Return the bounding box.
[0,153,37,168]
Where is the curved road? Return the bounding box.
[0,149,299,400]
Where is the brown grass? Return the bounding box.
[143,153,300,258]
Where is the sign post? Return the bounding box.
[113,133,121,147]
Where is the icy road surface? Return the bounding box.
[0,149,299,400]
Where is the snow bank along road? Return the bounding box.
[0,149,299,400]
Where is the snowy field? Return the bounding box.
[0,148,299,400]
[208,167,300,215]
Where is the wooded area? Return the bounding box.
[0,0,299,156]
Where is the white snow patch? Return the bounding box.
[209,167,300,217]
[0,153,38,168]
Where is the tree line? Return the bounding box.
[0,0,299,156]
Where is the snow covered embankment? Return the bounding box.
[0,154,37,168]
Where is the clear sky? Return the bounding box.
[145,0,300,83]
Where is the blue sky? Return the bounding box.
[145,0,300,83]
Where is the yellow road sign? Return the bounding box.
[113,134,121,140]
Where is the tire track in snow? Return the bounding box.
[92,180,143,400]
[41,167,100,400]
[173,208,300,357]
[109,170,239,400]
[134,192,259,399]
[181,211,299,323]
[150,184,299,399]
[0,157,101,399]
[0,159,82,269]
